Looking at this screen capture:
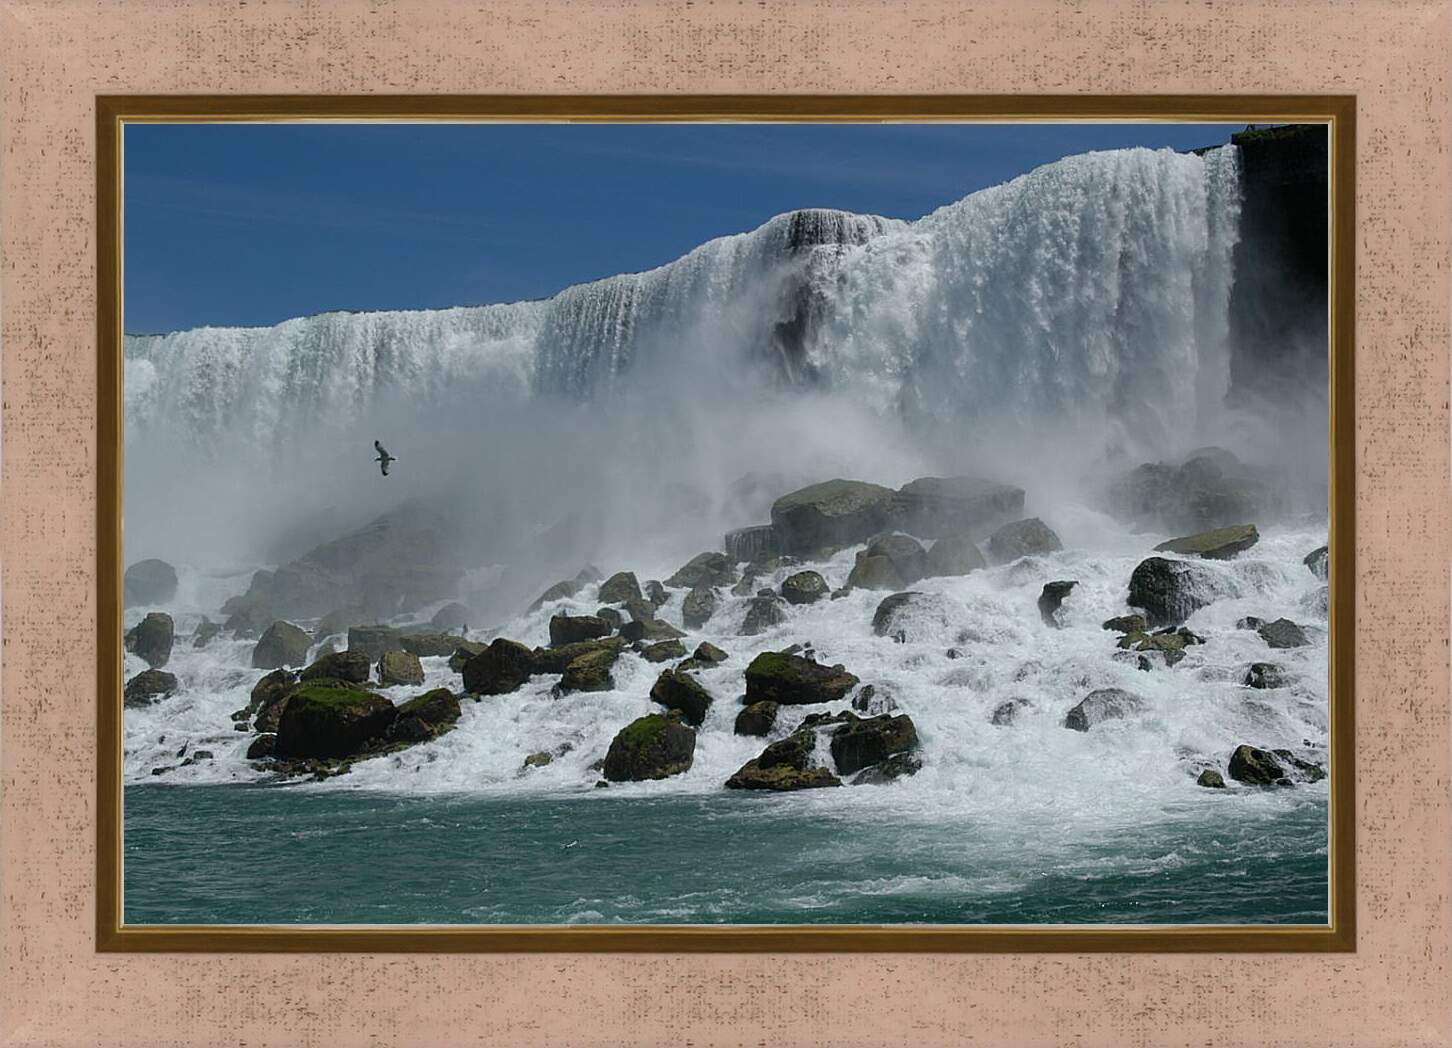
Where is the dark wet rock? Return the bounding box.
[734,700,780,737]
[744,650,858,706]
[597,571,644,605]
[846,533,928,591]
[377,649,425,687]
[251,620,312,669]
[273,682,397,759]
[1257,618,1309,649]
[1272,748,1327,783]
[528,578,583,613]
[556,645,625,694]
[462,638,535,695]
[347,625,403,662]
[1063,688,1147,731]
[851,684,898,715]
[620,616,686,643]
[665,552,737,590]
[987,517,1063,563]
[602,713,696,781]
[400,631,462,657]
[549,613,612,646]
[124,559,178,608]
[739,593,786,636]
[124,669,178,708]
[531,637,626,674]
[1102,614,1149,634]
[1236,616,1265,630]
[726,731,840,791]
[850,752,924,785]
[649,669,713,726]
[313,639,339,660]
[1107,449,1278,534]
[678,641,729,671]
[770,479,897,557]
[125,612,175,669]
[923,534,987,578]
[945,648,962,660]
[1197,769,1227,789]
[191,617,222,649]
[681,586,718,629]
[388,687,461,743]
[1228,744,1285,785]
[1245,662,1291,689]
[595,607,624,631]
[447,640,486,673]
[990,697,1031,726]
[1128,557,1222,627]
[301,649,372,685]
[1038,580,1078,627]
[430,602,470,631]
[1154,523,1260,560]
[890,476,1024,539]
[780,570,828,605]
[249,668,299,732]
[1304,545,1329,581]
[245,734,276,760]
[725,524,780,564]
[641,639,687,663]
[829,713,918,776]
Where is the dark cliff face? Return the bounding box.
[1226,124,1329,402]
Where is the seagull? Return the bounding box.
[374,440,396,477]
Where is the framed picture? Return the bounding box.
[98,95,1354,951]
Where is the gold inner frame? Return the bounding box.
[96,94,1356,953]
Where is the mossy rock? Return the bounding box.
[389,687,461,743]
[597,571,643,605]
[557,647,619,694]
[400,630,462,657]
[273,682,396,759]
[447,640,486,673]
[641,639,687,663]
[1153,523,1259,560]
[531,637,626,674]
[125,612,175,669]
[725,759,840,791]
[377,649,425,687]
[124,669,178,708]
[734,700,779,737]
[828,713,918,776]
[601,713,696,781]
[649,669,712,726]
[301,649,371,684]
[462,638,535,695]
[780,570,828,605]
[251,620,312,669]
[549,613,612,646]
[1228,744,1285,785]
[743,651,858,706]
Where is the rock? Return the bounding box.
[191,618,222,649]
[1063,688,1147,731]
[557,646,620,693]
[251,620,312,669]
[347,625,403,662]
[462,638,535,695]
[641,639,687,663]
[744,650,859,706]
[1236,616,1265,630]
[124,669,178,707]
[987,518,1063,563]
[597,571,644,605]
[377,649,425,687]
[850,684,897,716]
[770,479,897,557]
[388,687,461,743]
[245,734,276,760]
[528,578,582,612]
[1102,614,1149,634]
[273,683,397,759]
[522,751,553,770]
[692,641,729,664]
[249,668,299,732]
[124,612,174,668]
[301,649,372,684]
[990,697,1031,726]
[549,613,612,646]
[780,570,828,605]
[1272,748,1327,783]
[844,554,903,592]
[1257,618,1309,649]
[829,713,918,776]
[846,534,928,591]
[447,640,486,672]
[1304,545,1329,580]
[725,732,840,791]
[595,607,624,631]
[869,590,964,644]
[850,752,923,785]
[734,700,779,736]
[1107,449,1277,534]
[400,631,461,657]
[1228,744,1285,785]
[681,586,718,629]
[739,594,786,636]
[620,617,686,643]
[665,552,737,590]
[1197,769,1227,789]
[1038,580,1078,627]
[531,637,626,674]
[1153,524,1260,560]
[725,524,780,563]
[923,534,987,578]
[1245,662,1291,689]
[430,602,470,631]
[124,559,178,608]
[602,713,696,781]
[643,580,669,608]
[1127,557,1221,627]
[649,669,713,726]
[890,476,1024,539]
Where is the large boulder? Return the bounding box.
[641,639,687,663]
[1257,618,1310,649]
[461,638,535,695]
[987,518,1063,563]
[846,534,928,591]
[377,649,425,687]
[388,688,461,743]
[1304,545,1329,581]
[556,646,621,693]
[828,713,918,776]
[620,616,686,643]
[681,587,718,629]
[1107,449,1277,534]
[744,651,859,706]
[123,559,178,608]
[726,732,841,791]
[249,669,299,732]
[890,476,1024,538]
[601,713,696,781]
[1228,744,1285,785]
[447,640,486,673]
[347,625,403,662]
[300,649,372,684]
[734,700,779,736]
[739,593,786,636]
[1154,524,1260,560]
[549,613,612,646]
[597,571,643,605]
[780,570,828,605]
[124,669,178,708]
[273,683,397,759]
[770,479,897,557]
[665,552,737,590]
[724,524,779,563]
[870,591,961,643]
[125,612,174,669]
[678,641,729,672]
[399,631,461,657]
[430,602,470,631]
[1063,688,1147,731]
[923,534,987,578]
[1038,580,1078,627]
[1127,557,1223,627]
[251,620,312,669]
[531,637,626,674]
[649,669,713,726]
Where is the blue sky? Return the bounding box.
[123,122,1243,333]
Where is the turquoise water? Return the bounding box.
[124,784,1328,925]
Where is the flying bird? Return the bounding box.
[374,440,396,477]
